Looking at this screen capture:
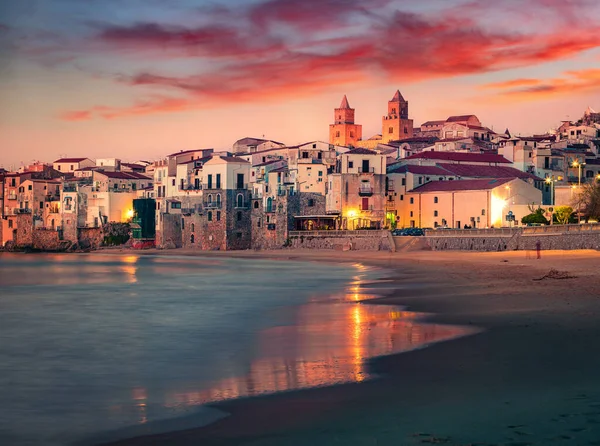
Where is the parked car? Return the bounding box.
[391,228,424,236]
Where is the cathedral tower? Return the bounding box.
[329,95,362,147]
[382,90,413,143]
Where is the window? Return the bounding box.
[317,152,322,159]
[348,161,354,169]
[481,209,486,216]
[237,194,244,208]
[181,218,184,229]
[434,197,438,203]
[362,197,369,210]
[195,178,200,189]
[39,201,43,209]
[410,211,414,217]
[418,177,423,185]
[391,107,396,114]
[302,152,309,159]
[434,210,438,217]
[190,234,195,244]
[217,211,221,221]
[70,165,74,170]
[216,174,221,189]
[237,211,242,221]
[181,179,184,189]
[257,218,262,228]
[216,194,221,206]
[312,143,317,148]
[172,179,175,186]
[362,160,370,173]
[8,220,12,228]
[28,185,32,190]
[410,197,414,204]
[389,127,393,134]
[336,131,340,137]
[208,211,212,221]
[208,194,213,204]
[350,131,354,138]
[318,171,323,177]
[400,194,404,201]
[401,178,406,186]
[308,199,314,207]
[237,173,244,189]
[171,202,181,209]
[253,201,259,209]
[266,197,273,212]
[207,174,213,189]
[191,223,195,232]
[237,232,242,238]
[404,127,408,134]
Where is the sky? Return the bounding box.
[1,0,600,168]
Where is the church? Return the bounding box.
[328,90,414,148]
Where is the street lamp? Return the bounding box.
[545,176,556,206]
[571,159,586,186]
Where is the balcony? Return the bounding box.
[204,202,222,209]
[15,208,32,214]
[180,185,202,191]
[45,194,60,202]
[236,183,249,190]
[63,185,77,192]
[7,193,17,200]
[360,204,374,211]
[358,186,374,196]
[358,167,375,174]
[385,201,396,210]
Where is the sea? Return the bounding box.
[0,253,471,445]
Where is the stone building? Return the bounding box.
[382,90,414,144]
[329,95,362,147]
[326,148,387,229]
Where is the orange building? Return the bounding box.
[382,90,414,143]
[329,95,362,147]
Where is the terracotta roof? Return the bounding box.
[421,120,446,127]
[177,155,213,165]
[436,137,472,143]
[410,178,515,193]
[388,136,439,145]
[253,159,284,167]
[437,163,541,181]
[446,115,478,123]
[345,148,378,155]
[96,171,151,180]
[54,158,89,163]
[121,162,145,169]
[388,165,452,175]
[404,151,511,164]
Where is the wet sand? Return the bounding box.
[102,248,600,446]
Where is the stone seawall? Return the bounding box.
[290,233,392,251]
[427,229,600,252]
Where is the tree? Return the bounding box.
[521,208,549,225]
[577,183,600,221]
[552,206,574,224]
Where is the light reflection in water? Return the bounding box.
[162,290,476,410]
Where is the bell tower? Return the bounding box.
[329,95,362,147]
[382,90,413,143]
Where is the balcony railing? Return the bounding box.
[204,202,222,209]
[63,185,77,192]
[15,208,32,214]
[358,167,375,174]
[180,185,202,191]
[358,186,374,196]
[7,193,17,200]
[45,194,60,202]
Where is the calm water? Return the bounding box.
[0,253,473,445]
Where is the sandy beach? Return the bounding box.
[101,248,600,446]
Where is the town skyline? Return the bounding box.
[1,0,600,167]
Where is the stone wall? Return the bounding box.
[290,233,392,251]
[15,213,33,247]
[78,227,103,249]
[427,228,600,251]
[32,229,63,251]
[160,213,183,249]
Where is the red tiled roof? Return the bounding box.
[421,120,446,127]
[53,158,89,163]
[96,171,151,180]
[345,148,378,155]
[437,163,541,181]
[410,178,515,193]
[388,136,439,145]
[436,137,471,143]
[404,151,511,164]
[388,165,452,176]
[446,115,478,123]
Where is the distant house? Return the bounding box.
[52,158,95,173]
[232,137,286,155]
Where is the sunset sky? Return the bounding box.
[1,0,599,168]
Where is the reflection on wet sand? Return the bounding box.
[164,289,476,409]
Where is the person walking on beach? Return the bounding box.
[536,239,541,259]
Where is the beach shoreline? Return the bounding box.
[97,248,600,446]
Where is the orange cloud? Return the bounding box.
[58,0,600,121]
[485,68,600,101]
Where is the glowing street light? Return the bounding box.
[571,159,586,187]
[545,176,556,206]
